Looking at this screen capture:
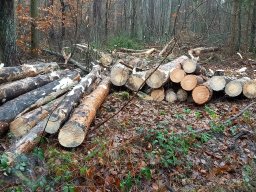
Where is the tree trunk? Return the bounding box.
[0,71,80,130]
[0,70,69,103]
[146,55,188,89]
[250,0,256,52]
[58,77,110,148]
[45,65,101,134]
[243,80,256,98]
[0,0,17,66]
[110,62,130,86]
[125,70,146,91]
[31,0,39,56]
[0,62,59,84]
[10,95,65,138]
[229,0,239,54]
[225,77,251,97]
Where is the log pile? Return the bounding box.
[1,45,256,158]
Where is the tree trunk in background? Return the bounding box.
[31,0,39,57]
[250,0,256,52]
[229,0,239,54]
[131,0,136,38]
[236,0,242,51]
[104,0,110,42]
[0,0,17,66]
[60,0,66,49]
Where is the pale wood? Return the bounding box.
[0,71,80,135]
[0,70,70,103]
[150,87,165,101]
[10,95,65,138]
[170,68,186,83]
[110,62,130,86]
[165,89,177,103]
[181,75,204,91]
[125,70,147,91]
[58,78,110,148]
[0,62,59,84]
[45,66,101,134]
[208,76,232,91]
[99,53,113,67]
[192,84,213,105]
[146,55,188,88]
[182,59,197,74]
[177,88,188,102]
[225,77,251,97]
[188,47,219,57]
[243,80,256,99]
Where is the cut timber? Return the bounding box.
[159,38,174,56]
[45,65,101,134]
[146,55,188,89]
[58,78,110,148]
[225,77,251,97]
[181,75,204,91]
[243,80,256,99]
[10,95,65,137]
[110,62,130,86]
[0,71,80,129]
[0,70,70,103]
[125,70,146,91]
[177,89,188,102]
[99,53,113,67]
[165,89,177,103]
[182,59,200,73]
[192,85,213,105]
[188,47,219,57]
[0,62,59,84]
[170,68,186,83]
[208,76,231,91]
[150,87,165,101]
[8,118,49,154]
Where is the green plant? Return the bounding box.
[118,91,130,100]
[106,35,142,50]
[194,111,202,119]
[205,105,218,119]
[183,108,191,114]
[200,132,212,143]
[242,161,256,191]
[120,172,133,192]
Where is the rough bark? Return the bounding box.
[243,80,256,99]
[31,0,39,56]
[45,65,101,134]
[146,55,188,89]
[225,77,251,97]
[0,71,80,130]
[0,70,70,103]
[110,62,130,86]
[58,77,110,148]
[192,84,213,105]
[181,75,204,91]
[165,89,177,103]
[0,0,17,66]
[10,95,65,138]
[0,62,59,84]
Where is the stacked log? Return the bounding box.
[243,80,256,99]
[225,77,251,97]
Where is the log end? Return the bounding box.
[146,70,168,89]
[177,89,188,102]
[0,121,9,136]
[45,120,62,134]
[225,81,243,97]
[165,89,177,103]
[170,68,186,83]
[182,59,197,73]
[181,75,197,91]
[150,87,165,101]
[126,76,145,91]
[209,76,226,91]
[243,81,256,99]
[58,124,85,148]
[192,85,212,105]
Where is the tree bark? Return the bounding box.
[0,62,59,84]
[31,0,39,56]
[58,77,110,148]
[0,0,17,66]
[45,65,101,134]
[0,71,80,130]
[0,70,70,103]
[10,95,65,138]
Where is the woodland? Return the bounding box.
[0,0,256,191]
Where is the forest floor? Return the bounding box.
[1,52,256,192]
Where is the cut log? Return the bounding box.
[146,55,188,89]
[45,65,101,134]
[0,70,71,103]
[110,62,130,86]
[150,87,165,101]
[8,117,49,154]
[0,62,59,84]
[192,84,213,105]
[58,77,110,148]
[176,88,188,102]
[208,76,232,91]
[0,71,80,129]
[170,68,186,83]
[159,38,174,56]
[165,89,177,103]
[125,70,146,91]
[225,77,251,97]
[137,91,153,101]
[181,75,204,91]
[10,95,65,137]
[99,53,113,67]
[243,80,256,99]
[181,59,206,74]
[188,47,220,58]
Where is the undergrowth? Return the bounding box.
[106,35,143,50]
